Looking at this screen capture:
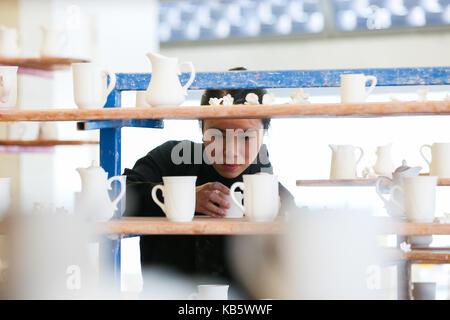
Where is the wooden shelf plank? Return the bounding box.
[0,101,450,122]
[97,216,282,235]
[386,221,450,235]
[296,178,450,187]
[0,140,99,146]
[0,57,89,71]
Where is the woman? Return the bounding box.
[124,72,295,296]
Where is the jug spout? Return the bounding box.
[329,144,337,152]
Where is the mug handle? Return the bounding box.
[375,176,392,203]
[230,182,245,212]
[0,75,12,104]
[355,146,364,165]
[364,76,377,99]
[151,184,166,214]
[178,61,196,95]
[103,69,117,104]
[420,144,432,171]
[107,175,126,212]
[389,185,404,211]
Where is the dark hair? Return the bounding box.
[200,67,271,130]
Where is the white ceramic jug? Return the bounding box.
[40,26,67,57]
[373,143,395,177]
[145,52,195,107]
[76,161,125,221]
[0,26,21,57]
[329,144,364,179]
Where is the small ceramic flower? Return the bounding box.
[390,96,402,102]
[400,241,411,253]
[222,94,234,106]
[290,88,310,104]
[417,88,428,102]
[262,93,275,105]
[245,93,260,105]
[209,97,223,106]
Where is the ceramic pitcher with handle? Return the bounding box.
[145,52,195,107]
[76,161,125,221]
[329,144,364,179]
[373,143,395,177]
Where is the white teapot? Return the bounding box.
[329,144,364,179]
[375,160,422,217]
[0,26,21,57]
[145,52,195,107]
[76,161,125,221]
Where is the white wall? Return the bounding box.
[161,31,450,71]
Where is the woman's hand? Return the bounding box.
[196,182,230,217]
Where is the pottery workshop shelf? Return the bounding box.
[0,139,99,146]
[96,216,283,235]
[1,101,450,122]
[296,178,450,187]
[0,57,89,71]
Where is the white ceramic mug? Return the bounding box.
[420,143,450,178]
[72,63,116,109]
[390,176,438,223]
[39,122,58,140]
[21,122,40,141]
[40,26,67,57]
[220,191,244,218]
[151,176,197,222]
[0,178,11,219]
[230,174,279,222]
[7,122,25,140]
[340,74,377,103]
[0,66,18,109]
[189,285,229,300]
[411,282,436,300]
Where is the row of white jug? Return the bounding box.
[330,142,450,179]
[0,26,67,58]
[6,122,58,141]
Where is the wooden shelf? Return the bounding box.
[384,248,450,263]
[0,57,89,71]
[296,178,450,187]
[97,216,282,235]
[0,101,449,122]
[0,140,99,146]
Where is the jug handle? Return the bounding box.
[419,144,432,170]
[0,75,11,104]
[230,182,245,213]
[151,184,166,214]
[179,61,196,95]
[107,176,126,212]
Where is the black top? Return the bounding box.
[123,140,295,291]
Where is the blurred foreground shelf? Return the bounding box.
[1,101,450,122]
[0,140,99,146]
[93,216,450,236]
[0,57,89,71]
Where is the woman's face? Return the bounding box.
[203,119,264,179]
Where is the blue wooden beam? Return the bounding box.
[77,119,164,131]
[115,67,450,91]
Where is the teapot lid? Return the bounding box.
[394,160,422,174]
[83,160,106,173]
